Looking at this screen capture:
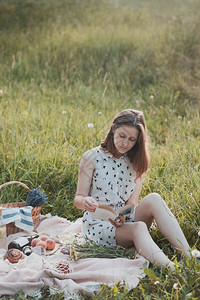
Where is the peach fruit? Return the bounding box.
[40,235,48,241]
[36,240,47,249]
[45,239,56,250]
[31,238,41,247]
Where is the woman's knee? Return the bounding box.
[143,192,164,206]
[143,193,170,218]
[146,192,162,200]
[132,221,148,235]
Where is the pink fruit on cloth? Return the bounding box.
[40,235,48,241]
[31,238,41,247]
[36,240,47,249]
[45,239,55,250]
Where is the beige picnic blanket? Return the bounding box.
[0,215,148,297]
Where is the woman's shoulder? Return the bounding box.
[81,146,100,161]
[82,148,95,161]
[79,149,96,171]
[81,146,111,163]
[85,146,105,156]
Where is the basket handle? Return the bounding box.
[0,181,30,192]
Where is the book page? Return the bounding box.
[93,207,117,221]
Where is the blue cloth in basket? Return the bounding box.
[0,206,34,231]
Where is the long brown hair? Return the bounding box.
[101,109,150,178]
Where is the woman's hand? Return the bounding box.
[84,197,99,212]
[109,215,125,227]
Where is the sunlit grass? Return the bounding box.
[0,0,200,298]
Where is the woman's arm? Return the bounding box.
[109,176,144,227]
[74,149,99,212]
[124,176,143,208]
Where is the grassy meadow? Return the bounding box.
[0,0,200,298]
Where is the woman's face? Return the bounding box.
[113,125,139,156]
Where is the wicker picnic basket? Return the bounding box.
[0,181,41,236]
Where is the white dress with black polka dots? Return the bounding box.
[82,146,137,248]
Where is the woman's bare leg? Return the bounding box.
[116,221,175,270]
[134,193,191,258]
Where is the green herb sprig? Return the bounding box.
[69,237,136,261]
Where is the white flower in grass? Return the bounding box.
[154,281,159,285]
[98,112,102,115]
[0,90,3,96]
[198,231,200,237]
[191,249,200,257]
[88,123,94,128]
[62,110,67,114]
[173,283,179,289]
[150,95,154,99]
[31,290,42,298]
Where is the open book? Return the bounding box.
[93,204,135,221]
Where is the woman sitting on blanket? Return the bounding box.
[74,109,194,271]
